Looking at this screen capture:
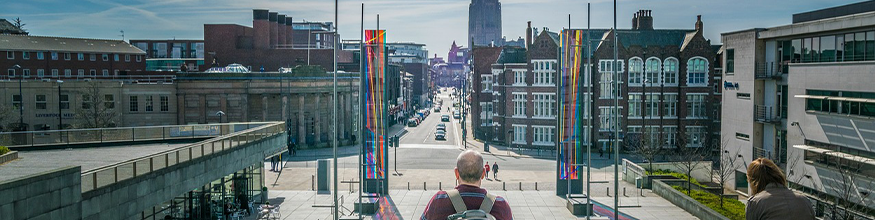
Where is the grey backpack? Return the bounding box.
[445,189,497,220]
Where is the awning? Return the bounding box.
[793,144,875,167]
[794,95,875,103]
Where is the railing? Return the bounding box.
[754,105,781,124]
[0,74,176,84]
[0,122,273,148]
[754,62,784,80]
[79,121,284,192]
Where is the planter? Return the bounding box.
[0,150,18,164]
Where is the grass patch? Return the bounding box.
[0,146,9,155]
[671,185,745,220]
[647,169,708,188]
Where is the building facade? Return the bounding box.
[721,2,875,218]
[468,0,502,47]
[129,39,205,72]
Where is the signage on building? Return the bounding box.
[35,113,76,118]
[724,81,740,90]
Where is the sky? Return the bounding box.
[0,0,854,58]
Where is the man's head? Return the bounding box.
[455,150,484,185]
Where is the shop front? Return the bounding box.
[140,164,264,220]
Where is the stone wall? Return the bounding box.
[652,179,729,220]
[0,151,18,164]
[80,133,286,220]
[0,166,82,220]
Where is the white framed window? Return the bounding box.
[532,59,556,85]
[64,53,71,60]
[37,69,44,77]
[686,93,707,119]
[114,54,119,61]
[35,94,46,110]
[481,74,494,92]
[51,69,58,77]
[533,126,555,145]
[645,57,660,85]
[629,93,642,118]
[102,54,109,61]
[685,126,705,147]
[663,126,677,147]
[102,69,109,76]
[51,52,58,60]
[125,54,131,62]
[663,93,677,118]
[77,53,84,61]
[89,69,96,76]
[479,102,493,126]
[136,55,142,62]
[598,59,624,73]
[513,69,526,85]
[686,57,708,86]
[645,93,659,118]
[78,69,84,77]
[513,124,527,144]
[7,68,14,77]
[599,60,623,99]
[36,52,44,60]
[90,53,96,61]
[513,93,526,117]
[6,51,14,59]
[22,51,29,60]
[533,93,555,118]
[628,57,643,85]
[598,106,623,131]
[663,58,678,85]
[22,69,29,77]
[64,69,71,77]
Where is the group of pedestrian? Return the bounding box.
[269,155,282,172]
[484,162,498,180]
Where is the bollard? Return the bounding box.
[311,175,315,191]
[503,182,506,191]
[607,187,610,197]
[623,187,627,197]
[535,182,538,191]
[408,182,410,190]
[640,188,644,197]
[519,182,522,191]
[424,182,426,191]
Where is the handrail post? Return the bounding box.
[132,128,136,141]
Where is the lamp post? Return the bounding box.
[215,111,225,124]
[57,80,64,130]
[13,64,24,130]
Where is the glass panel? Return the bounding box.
[802,38,811,63]
[792,39,802,63]
[811,37,820,62]
[845,34,855,61]
[820,36,835,62]
[862,103,875,117]
[855,33,865,61]
[806,99,821,111]
[867,31,875,61]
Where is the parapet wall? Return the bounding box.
[0,166,82,220]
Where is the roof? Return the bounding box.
[0,19,27,35]
[496,46,527,64]
[546,31,560,46]
[618,29,694,48]
[0,34,145,54]
[680,31,698,51]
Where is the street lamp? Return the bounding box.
[215,111,226,124]
[57,80,64,130]
[12,64,24,131]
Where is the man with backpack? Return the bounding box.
[421,150,512,220]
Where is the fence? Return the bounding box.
[1,122,272,148]
[78,122,284,192]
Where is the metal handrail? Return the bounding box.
[1,122,273,147]
[79,121,284,192]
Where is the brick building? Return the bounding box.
[129,39,205,71]
[1,34,148,81]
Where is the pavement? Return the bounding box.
[259,88,699,220]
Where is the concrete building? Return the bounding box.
[129,39,205,72]
[721,1,875,218]
[468,0,502,47]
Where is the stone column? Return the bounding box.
[262,95,268,121]
[315,94,322,144]
[298,94,306,144]
[177,94,186,124]
[198,94,206,124]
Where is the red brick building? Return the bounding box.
[1,34,147,80]
[203,9,353,72]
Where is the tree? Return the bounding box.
[628,131,662,173]
[672,132,709,195]
[714,137,741,207]
[0,104,16,132]
[74,82,119,129]
[817,152,875,219]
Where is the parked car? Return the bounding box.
[436,123,447,132]
[434,107,441,112]
[441,115,450,122]
[407,119,418,127]
[453,113,461,119]
[434,130,447,140]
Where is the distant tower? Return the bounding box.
[469,0,502,47]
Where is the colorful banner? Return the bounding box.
[364,29,387,179]
[559,29,584,180]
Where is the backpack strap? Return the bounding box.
[479,193,497,214]
[445,190,467,214]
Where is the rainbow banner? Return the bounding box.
[558,29,584,180]
[363,30,387,179]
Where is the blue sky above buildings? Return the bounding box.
[0,0,853,56]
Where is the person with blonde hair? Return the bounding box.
[745,158,814,220]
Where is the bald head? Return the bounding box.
[456,150,484,183]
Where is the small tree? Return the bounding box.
[628,131,661,173]
[714,138,740,207]
[0,104,15,132]
[819,152,875,219]
[673,133,709,195]
[74,82,119,129]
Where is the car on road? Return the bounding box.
[441,115,450,122]
[434,107,440,112]
[434,130,446,140]
[436,123,447,132]
[407,119,418,127]
[453,113,461,119]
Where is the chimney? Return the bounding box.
[253,9,270,49]
[636,10,653,30]
[632,12,639,30]
[269,12,278,48]
[277,14,287,46]
[695,15,703,32]
[286,17,294,46]
[526,21,532,49]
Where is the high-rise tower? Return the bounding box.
[468,0,502,47]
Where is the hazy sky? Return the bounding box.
[0,0,852,57]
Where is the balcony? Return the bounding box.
[754,105,781,124]
[754,62,784,80]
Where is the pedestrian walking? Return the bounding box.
[484,162,491,180]
[598,148,604,157]
[269,156,277,171]
[492,162,499,179]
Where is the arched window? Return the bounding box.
[628,57,643,85]
[663,58,678,85]
[686,57,708,86]
[645,57,661,85]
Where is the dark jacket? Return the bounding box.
[421,184,512,220]
[745,183,815,220]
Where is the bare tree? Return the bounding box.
[0,104,16,132]
[628,131,662,173]
[12,17,25,31]
[672,133,709,195]
[817,152,874,220]
[74,82,119,129]
[714,137,740,207]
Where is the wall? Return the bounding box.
[720,29,761,191]
[623,159,713,183]
[652,179,729,220]
[0,166,82,220]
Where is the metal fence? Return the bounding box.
[0,122,273,148]
[79,122,284,192]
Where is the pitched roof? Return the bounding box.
[680,30,698,51]
[618,29,694,48]
[496,46,527,64]
[0,19,27,35]
[0,34,145,54]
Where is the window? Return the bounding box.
[77,53,84,61]
[479,102,493,126]
[805,90,875,117]
[59,95,69,109]
[599,107,622,131]
[36,52,44,60]
[114,54,119,61]
[64,53,71,60]
[160,95,169,112]
[136,55,142,62]
[129,96,139,112]
[513,125,526,144]
[64,69,71,77]
[102,54,109,61]
[6,51,13,59]
[12,95,21,109]
[645,58,660,85]
[736,132,750,141]
[78,69,84,77]
[685,126,705,147]
[629,94,642,118]
[22,51,29,60]
[533,126,555,145]
[89,69,96,76]
[114,70,119,76]
[663,126,677,147]
[513,69,526,85]
[52,69,58,77]
[599,59,624,73]
[125,54,130,62]
[81,94,92,109]
[737,93,751,99]
[154,43,168,58]
[102,69,109,76]
[103,95,115,109]
[628,58,643,85]
[90,54,96,61]
[513,93,526,117]
[533,93,555,118]
[599,60,623,99]
[532,60,556,85]
[664,94,677,118]
[145,96,154,112]
[645,94,659,117]
[686,57,708,86]
[51,52,58,60]
[37,69,44,77]
[22,69,29,77]
[6,69,13,77]
[481,74,494,92]
[686,94,707,118]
